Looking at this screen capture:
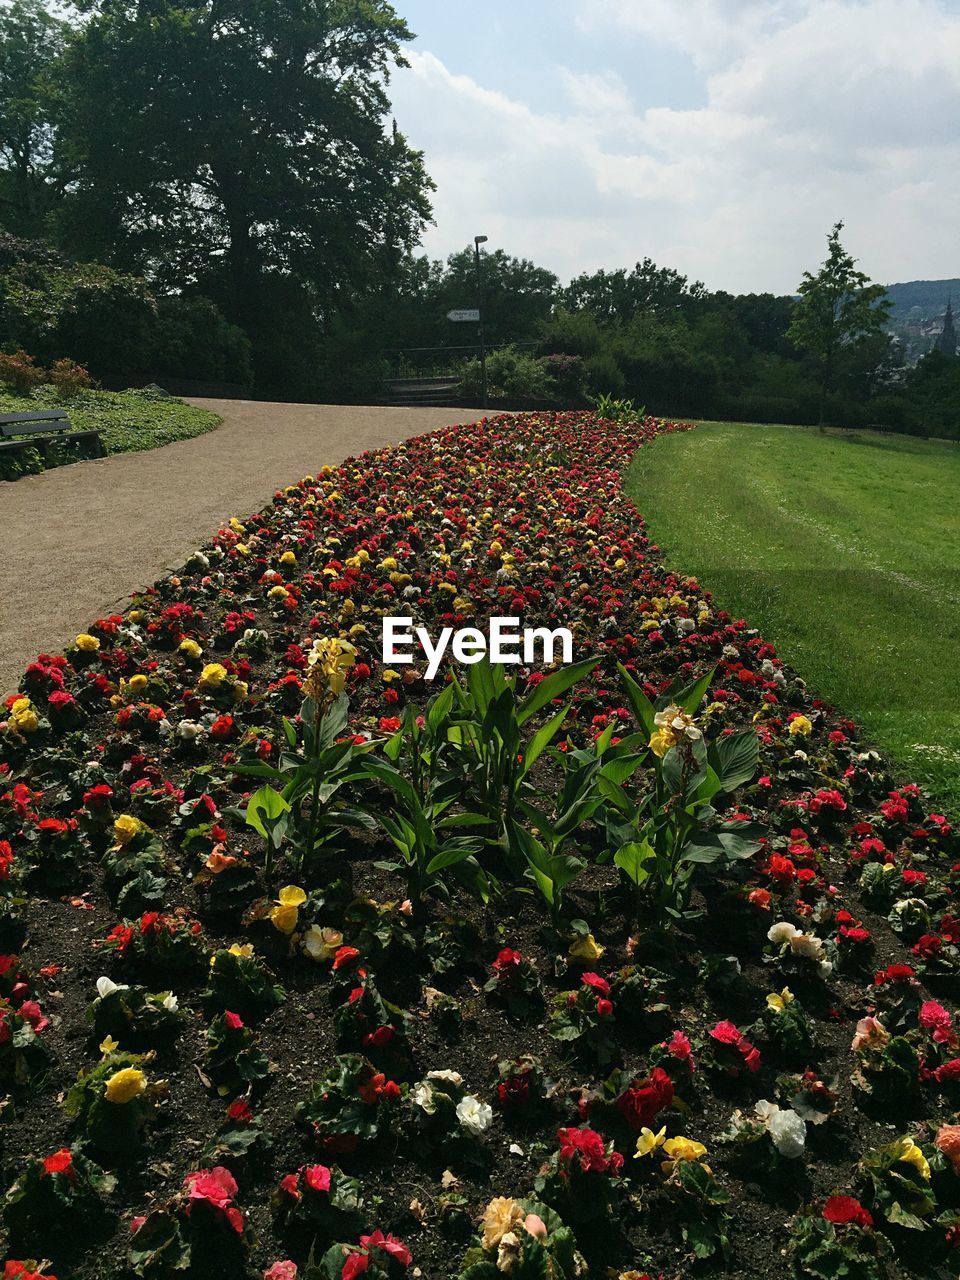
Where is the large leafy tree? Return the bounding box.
[788,221,891,422]
[561,258,706,324]
[0,0,69,235]
[57,0,433,389]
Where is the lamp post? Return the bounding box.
[474,234,488,408]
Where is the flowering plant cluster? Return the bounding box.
[1,411,960,1278]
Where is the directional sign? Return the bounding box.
[447,308,481,323]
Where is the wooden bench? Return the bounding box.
[0,410,103,462]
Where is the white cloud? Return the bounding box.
[389,2,960,292]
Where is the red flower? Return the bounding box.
[42,1148,74,1178]
[615,1067,674,1132]
[361,1230,412,1267]
[362,1025,394,1049]
[580,971,611,997]
[823,1195,873,1229]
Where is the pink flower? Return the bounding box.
[264,1264,298,1280]
[304,1165,331,1194]
[851,1016,888,1052]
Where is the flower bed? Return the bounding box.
[1,410,958,1280]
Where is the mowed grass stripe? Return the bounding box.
[625,422,960,816]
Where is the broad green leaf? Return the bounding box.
[518,657,600,724]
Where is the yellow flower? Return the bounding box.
[198,663,228,690]
[75,633,100,652]
[635,1126,667,1158]
[127,674,149,694]
[379,557,398,572]
[269,885,307,935]
[895,1137,932,1180]
[661,1136,709,1174]
[268,585,289,600]
[113,814,143,846]
[104,1067,147,1104]
[179,639,202,659]
[481,1196,523,1251]
[766,987,795,1012]
[279,551,297,565]
[235,543,250,557]
[99,1035,119,1056]
[568,932,605,963]
[305,637,357,700]
[9,698,39,734]
[649,705,701,757]
[228,943,254,958]
[788,715,813,737]
[232,681,248,703]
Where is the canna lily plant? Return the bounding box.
[604,664,766,925]
[235,637,376,881]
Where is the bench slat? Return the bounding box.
[0,411,70,425]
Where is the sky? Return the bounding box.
[387,0,960,294]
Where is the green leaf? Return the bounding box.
[708,730,759,792]
[614,839,655,887]
[666,666,716,715]
[617,662,657,737]
[244,786,290,839]
[518,657,599,724]
[521,702,570,774]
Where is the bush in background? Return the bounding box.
[0,350,46,393]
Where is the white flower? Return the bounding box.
[413,1081,436,1113]
[161,993,178,1012]
[456,1095,493,1135]
[767,1107,806,1159]
[767,921,800,946]
[427,1069,463,1087]
[677,618,695,634]
[96,976,123,999]
[301,925,343,962]
[789,932,825,961]
[754,1100,807,1158]
[177,720,203,741]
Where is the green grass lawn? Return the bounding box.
[0,386,220,479]
[626,422,960,816]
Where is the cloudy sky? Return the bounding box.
[388,0,960,293]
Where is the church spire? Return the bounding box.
[935,298,957,356]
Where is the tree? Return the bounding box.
[57,0,433,392]
[561,258,706,324]
[788,221,891,422]
[0,0,70,235]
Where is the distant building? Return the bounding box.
[934,300,957,356]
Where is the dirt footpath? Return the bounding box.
[0,399,487,697]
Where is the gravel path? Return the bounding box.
[0,399,487,697]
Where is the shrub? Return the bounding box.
[459,346,558,404]
[0,350,46,393]
[48,358,94,398]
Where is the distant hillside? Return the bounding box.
[884,278,960,320]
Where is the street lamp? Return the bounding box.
[474,235,488,409]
